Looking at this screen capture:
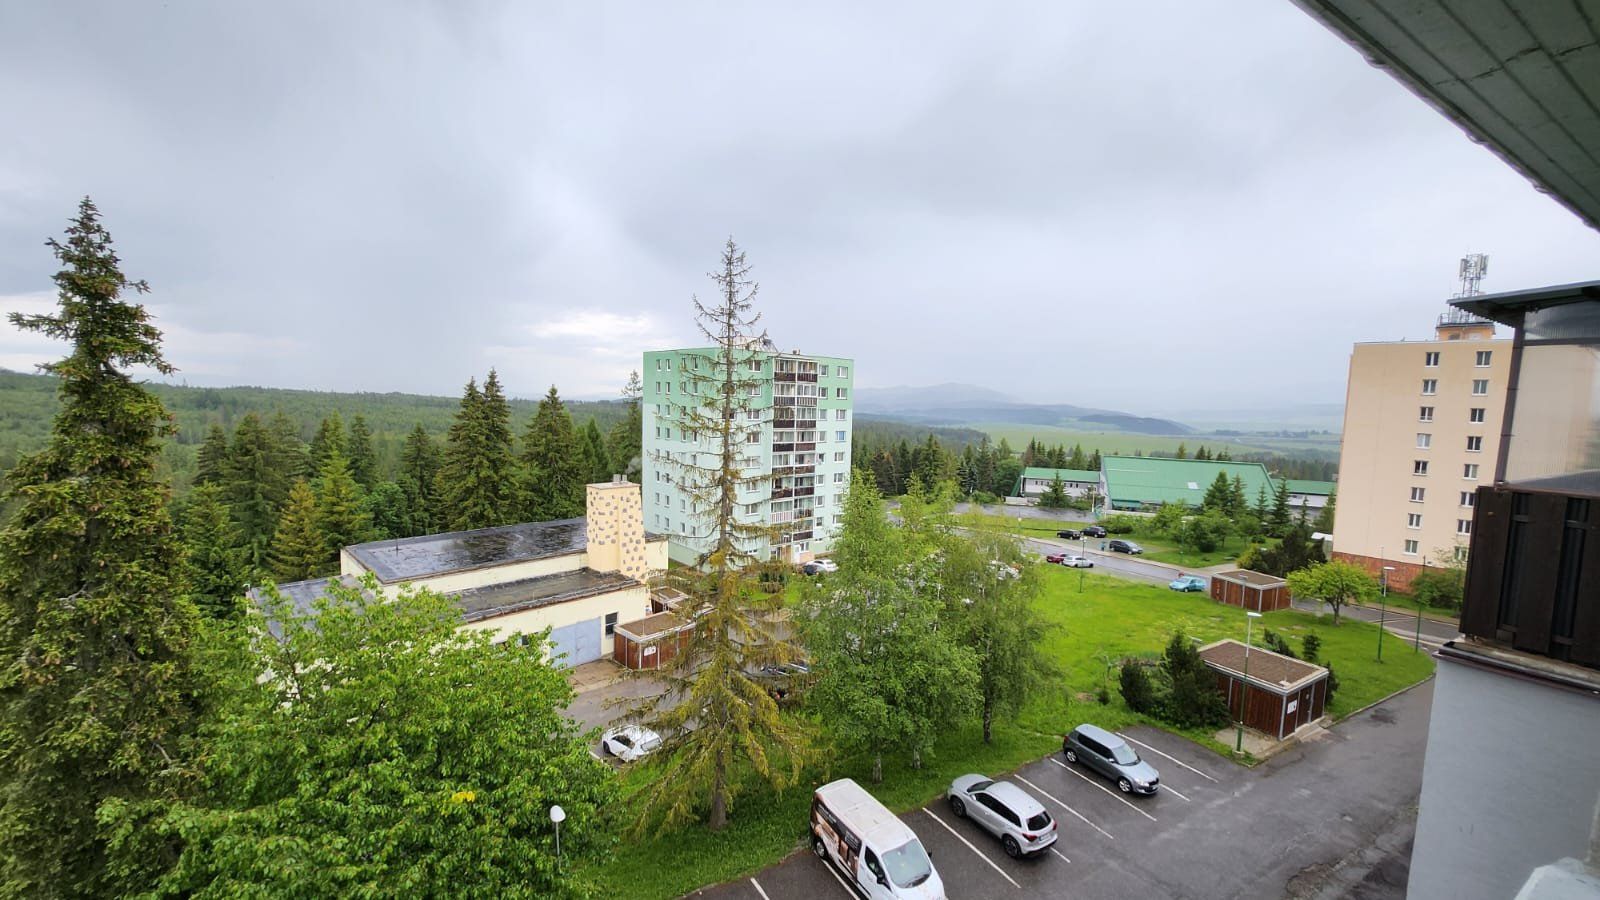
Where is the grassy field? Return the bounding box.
[583,569,1434,899]
[971,423,1340,460]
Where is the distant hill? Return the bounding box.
[855,382,1193,436]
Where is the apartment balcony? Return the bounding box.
[770,488,794,500]
[782,530,814,543]
[798,373,818,383]
[772,442,794,453]
[774,397,796,407]
[795,442,816,452]
[771,465,799,478]
[774,372,796,382]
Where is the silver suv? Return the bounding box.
[946,775,1057,858]
[1062,724,1160,795]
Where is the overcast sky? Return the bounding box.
[2,2,1596,414]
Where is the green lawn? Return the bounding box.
[583,568,1434,899]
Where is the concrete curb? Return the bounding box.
[1336,672,1438,723]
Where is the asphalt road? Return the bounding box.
[689,680,1434,900]
[1023,536,1194,586]
[1292,600,1462,652]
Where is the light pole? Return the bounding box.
[1235,610,1263,754]
[1414,557,1427,652]
[1378,565,1395,662]
[550,804,566,870]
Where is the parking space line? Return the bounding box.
[1015,774,1114,840]
[750,877,772,900]
[1050,758,1159,823]
[1050,847,1071,864]
[1117,732,1218,783]
[816,855,861,898]
[1159,783,1192,802]
[920,808,1021,889]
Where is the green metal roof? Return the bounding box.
[1020,467,1100,483]
[1284,480,1336,497]
[1100,457,1276,508]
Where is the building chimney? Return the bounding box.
[585,478,649,582]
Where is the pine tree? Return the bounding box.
[362,480,412,540]
[310,412,346,475]
[0,199,201,897]
[268,411,311,482]
[894,441,914,495]
[1313,488,1337,533]
[520,385,586,521]
[398,423,441,535]
[870,449,900,495]
[314,447,370,555]
[1202,471,1233,512]
[346,414,377,490]
[1175,442,1188,459]
[225,412,292,568]
[181,483,248,618]
[581,418,612,484]
[1270,477,1292,535]
[606,370,644,482]
[1038,475,1070,509]
[1230,474,1248,517]
[631,239,809,832]
[438,375,517,530]
[195,422,230,485]
[269,480,327,582]
[1088,449,1102,469]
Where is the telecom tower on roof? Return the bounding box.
[1440,253,1493,331]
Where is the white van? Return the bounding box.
[810,778,946,900]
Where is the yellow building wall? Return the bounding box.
[1334,337,1511,568]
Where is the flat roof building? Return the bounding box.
[1099,456,1276,512]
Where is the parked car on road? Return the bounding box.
[801,558,839,575]
[601,725,662,762]
[1056,529,1082,540]
[1169,575,1206,592]
[1081,525,1108,538]
[1062,724,1160,795]
[1058,554,1093,568]
[946,775,1057,858]
[812,778,946,899]
[1108,539,1144,555]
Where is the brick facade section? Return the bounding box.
[1332,551,1431,593]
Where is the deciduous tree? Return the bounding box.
[1286,560,1375,624]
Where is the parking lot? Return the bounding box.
[688,680,1434,900]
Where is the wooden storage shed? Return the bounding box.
[1199,639,1329,741]
[1210,569,1290,612]
[613,611,693,670]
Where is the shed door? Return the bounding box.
[548,618,602,667]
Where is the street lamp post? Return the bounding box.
[1378,566,1396,662]
[550,804,566,870]
[1414,557,1427,652]
[1235,611,1263,754]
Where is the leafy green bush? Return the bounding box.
[1118,662,1158,715]
[1410,567,1464,610]
[1301,633,1322,664]
[1099,514,1140,534]
[1262,629,1297,658]
[1177,510,1231,553]
[968,490,1000,505]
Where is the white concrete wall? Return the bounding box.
[457,584,653,659]
[1408,654,1600,900]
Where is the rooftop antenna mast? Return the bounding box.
[1439,253,1492,328]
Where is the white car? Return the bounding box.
[802,558,839,575]
[600,725,661,762]
[1059,554,1093,568]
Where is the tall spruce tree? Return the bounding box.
[520,385,586,521]
[438,374,516,530]
[313,447,370,555]
[346,414,378,490]
[1269,477,1292,535]
[631,239,809,832]
[224,413,292,568]
[181,483,249,619]
[269,480,326,582]
[309,413,346,475]
[0,199,202,897]
[195,422,230,486]
[398,423,441,535]
[581,418,612,484]
[606,370,644,482]
[268,411,311,483]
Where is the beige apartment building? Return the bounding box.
[1332,312,1510,590]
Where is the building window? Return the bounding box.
[1465,435,1483,452]
[1407,513,1422,529]
[1424,351,1440,367]
[1469,407,1485,423]
[1472,379,1488,395]
[836,387,849,399]
[1460,491,1475,508]
[834,451,845,462]
[1404,540,1419,555]
[1416,433,1431,449]
[835,430,846,442]
[1410,487,1425,502]
[665,382,672,394]
[1421,379,1438,395]
[839,366,849,378]
[820,364,829,376]
[1475,350,1492,367]
[836,409,846,420]
[1457,519,1472,535]
[1464,463,1479,479]
[833,472,844,483]
[748,359,761,372]
[1414,460,1429,475]
[746,431,760,444]
[604,612,619,636]
[1419,406,1433,422]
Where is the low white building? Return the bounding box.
[266,478,668,668]
[1014,467,1099,500]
